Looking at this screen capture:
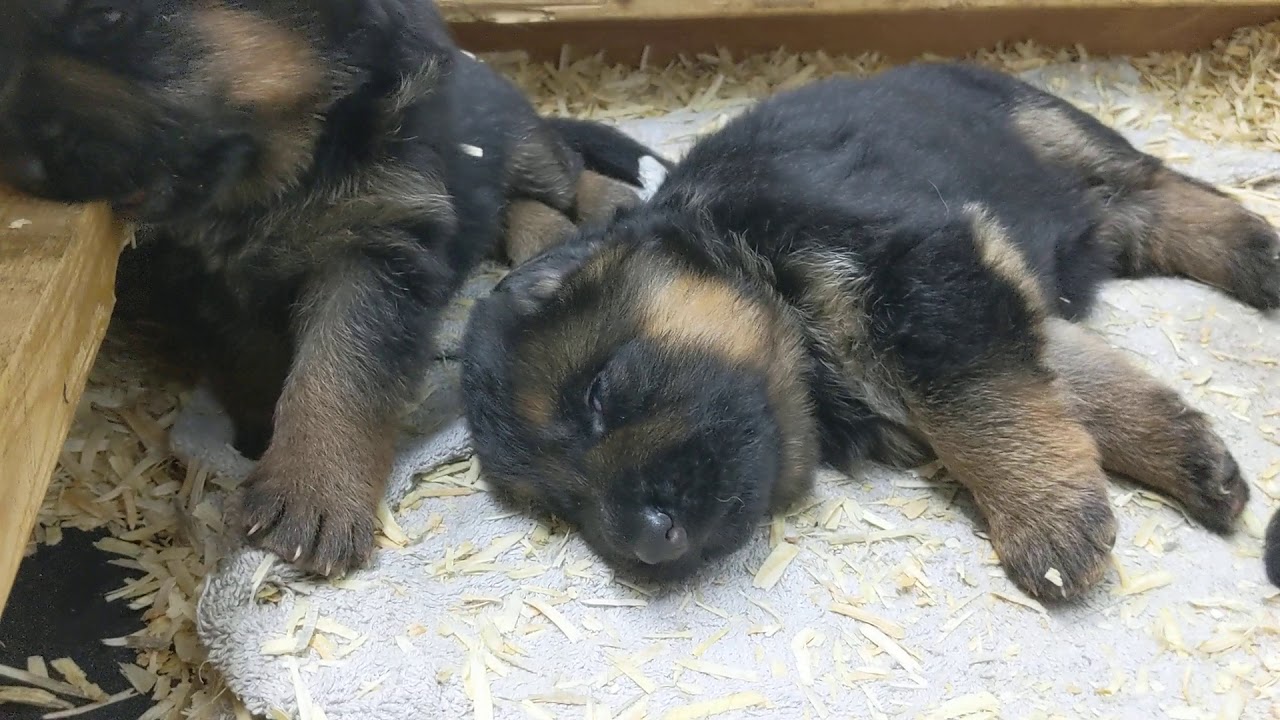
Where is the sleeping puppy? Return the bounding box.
[0,0,660,577]
[461,62,1278,600]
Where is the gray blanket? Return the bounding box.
[172,63,1280,720]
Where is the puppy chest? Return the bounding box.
[785,251,911,426]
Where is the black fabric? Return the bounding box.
[0,529,154,719]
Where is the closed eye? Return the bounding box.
[586,371,606,436]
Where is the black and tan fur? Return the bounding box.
[0,0,662,576]
[462,63,1275,599]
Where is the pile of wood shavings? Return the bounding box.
[5,20,1280,719]
[16,337,241,719]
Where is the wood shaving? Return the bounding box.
[610,655,658,694]
[990,591,1048,616]
[43,689,139,719]
[0,686,75,711]
[524,599,583,642]
[661,691,769,719]
[690,626,731,658]
[0,664,90,700]
[829,603,906,639]
[752,541,799,590]
[673,658,759,682]
[921,691,1001,719]
[48,659,106,702]
[464,647,493,720]
[1118,570,1175,596]
[859,625,921,675]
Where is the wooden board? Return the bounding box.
[447,3,1280,63]
[440,0,1280,24]
[0,192,126,614]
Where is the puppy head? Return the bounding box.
[461,219,817,581]
[0,0,441,221]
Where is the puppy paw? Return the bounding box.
[1227,221,1280,311]
[1176,420,1250,534]
[237,456,377,577]
[988,485,1117,601]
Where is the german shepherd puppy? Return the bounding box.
[461,62,1278,600]
[0,0,660,577]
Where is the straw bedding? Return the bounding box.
[8,21,1280,720]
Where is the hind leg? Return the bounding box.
[573,169,641,225]
[1042,319,1249,532]
[909,369,1116,600]
[503,168,641,266]
[1010,100,1280,310]
[1101,169,1279,310]
[503,199,577,266]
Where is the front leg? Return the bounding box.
[909,368,1116,600]
[882,208,1117,600]
[237,244,451,576]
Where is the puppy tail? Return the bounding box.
[1267,508,1280,588]
[546,117,673,188]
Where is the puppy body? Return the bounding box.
[462,62,1275,597]
[0,0,658,575]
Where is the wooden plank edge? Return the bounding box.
[439,0,1280,25]
[450,5,1280,64]
[0,199,126,615]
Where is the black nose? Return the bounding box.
[633,509,690,565]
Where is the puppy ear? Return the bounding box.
[494,235,609,315]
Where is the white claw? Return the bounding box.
[293,546,303,562]
[247,522,263,536]
[324,563,333,577]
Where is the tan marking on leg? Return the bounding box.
[1140,170,1271,290]
[238,268,401,576]
[1013,102,1279,309]
[911,370,1115,600]
[1043,318,1248,532]
[575,170,640,225]
[504,199,577,265]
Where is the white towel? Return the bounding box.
[173,75,1280,720]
